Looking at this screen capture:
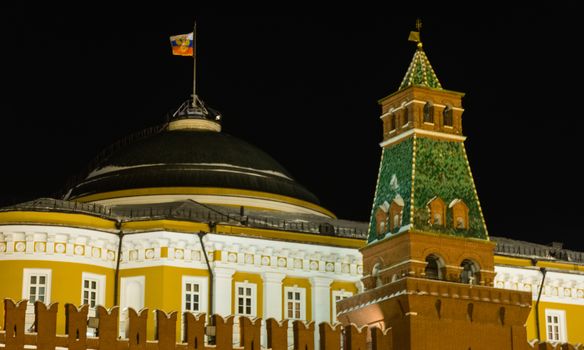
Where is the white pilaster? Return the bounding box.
[262,272,286,348]
[213,267,235,317]
[262,272,286,320]
[310,276,333,349]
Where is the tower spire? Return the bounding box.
[400,19,442,91]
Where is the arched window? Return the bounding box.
[450,199,469,229]
[389,196,404,232]
[427,197,446,227]
[372,263,382,288]
[443,106,453,127]
[375,205,389,238]
[423,102,434,123]
[425,254,445,280]
[402,106,409,127]
[386,111,395,132]
[460,259,480,285]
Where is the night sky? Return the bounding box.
[3,8,583,249]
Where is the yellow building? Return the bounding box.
[1,35,583,346]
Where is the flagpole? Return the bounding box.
[192,21,197,109]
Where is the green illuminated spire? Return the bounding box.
[398,45,443,90]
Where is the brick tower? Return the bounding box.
[336,26,533,349]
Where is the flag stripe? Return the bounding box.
[170,32,194,56]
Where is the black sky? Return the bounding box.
[2,8,583,249]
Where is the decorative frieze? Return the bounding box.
[0,225,363,280]
[494,266,584,305]
[0,226,118,268]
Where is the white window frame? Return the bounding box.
[22,268,52,305]
[544,309,567,343]
[81,273,106,312]
[331,290,353,323]
[22,268,52,330]
[284,286,306,320]
[182,276,208,314]
[235,281,257,317]
[119,275,145,338]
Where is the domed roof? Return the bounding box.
[65,127,322,208]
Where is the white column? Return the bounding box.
[262,272,286,347]
[263,272,286,320]
[310,276,333,349]
[213,267,235,317]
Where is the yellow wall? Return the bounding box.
[525,300,584,344]
[231,272,263,318]
[282,277,312,322]
[0,260,114,334]
[119,266,209,341]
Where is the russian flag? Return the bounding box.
[170,33,194,56]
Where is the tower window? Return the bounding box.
[388,114,395,131]
[402,106,409,127]
[450,199,469,229]
[425,255,445,280]
[375,206,389,238]
[460,259,480,285]
[372,263,382,288]
[394,113,399,130]
[427,197,446,227]
[423,102,434,123]
[443,106,453,127]
[389,196,404,232]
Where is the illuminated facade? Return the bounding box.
[0,38,582,346]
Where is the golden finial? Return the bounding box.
[408,18,423,49]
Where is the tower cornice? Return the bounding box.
[379,128,466,148]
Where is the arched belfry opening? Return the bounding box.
[424,254,445,280]
[460,259,480,285]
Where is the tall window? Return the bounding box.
[423,102,434,123]
[29,275,48,303]
[182,276,208,315]
[235,282,257,317]
[285,287,306,320]
[23,269,51,304]
[180,276,208,340]
[443,106,453,126]
[82,279,98,308]
[22,269,52,330]
[184,282,200,312]
[80,273,106,318]
[332,290,353,323]
[545,309,567,342]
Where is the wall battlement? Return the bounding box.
[0,299,580,350]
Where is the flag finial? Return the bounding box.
[408,18,423,49]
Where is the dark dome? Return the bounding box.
[66,129,320,205]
